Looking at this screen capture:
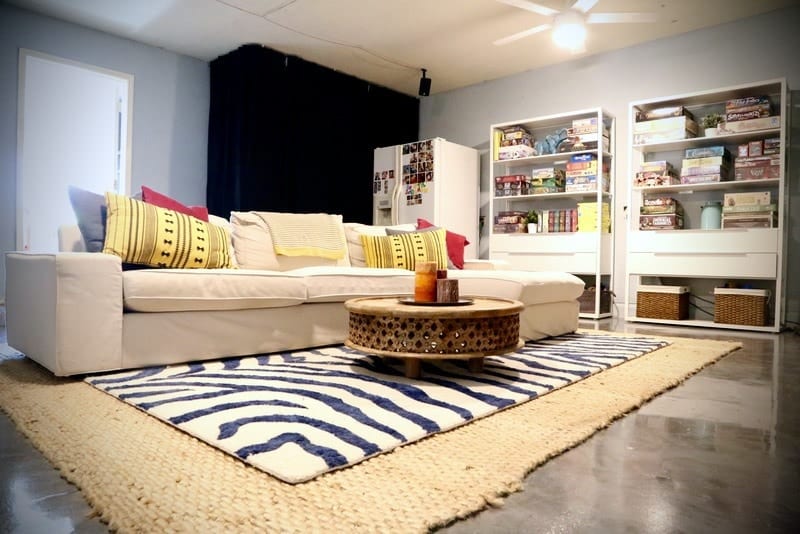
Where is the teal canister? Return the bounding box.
[700,201,722,229]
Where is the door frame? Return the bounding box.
[16,48,134,250]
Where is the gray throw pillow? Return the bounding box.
[67,186,106,252]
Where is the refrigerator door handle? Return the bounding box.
[391,179,401,225]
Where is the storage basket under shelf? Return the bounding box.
[636,285,689,320]
[579,288,612,314]
[714,288,769,326]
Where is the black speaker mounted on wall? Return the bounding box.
[418,68,431,97]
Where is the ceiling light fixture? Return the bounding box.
[551,11,586,52]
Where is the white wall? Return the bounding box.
[419,5,800,325]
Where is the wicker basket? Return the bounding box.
[637,285,689,320]
[579,288,611,313]
[714,288,768,326]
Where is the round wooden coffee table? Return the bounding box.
[344,296,524,378]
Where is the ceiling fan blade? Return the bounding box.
[496,0,559,17]
[587,12,659,24]
[493,23,552,46]
[571,0,599,13]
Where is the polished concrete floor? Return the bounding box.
[1,319,798,533]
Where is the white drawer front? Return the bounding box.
[627,228,779,254]
[491,232,605,254]
[492,251,602,274]
[627,253,776,278]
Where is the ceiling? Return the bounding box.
[9,0,799,96]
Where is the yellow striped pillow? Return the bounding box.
[102,192,235,269]
[359,228,448,270]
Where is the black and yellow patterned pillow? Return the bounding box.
[102,192,235,269]
[359,228,448,270]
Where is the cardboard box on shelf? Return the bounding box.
[682,156,730,168]
[633,116,699,134]
[726,108,771,122]
[495,211,527,224]
[680,173,725,184]
[639,213,683,230]
[763,137,781,155]
[634,129,697,145]
[718,116,780,134]
[721,213,777,229]
[684,146,730,159]
[734,166,780,180]
[498,144,536,160]
[636,106,694,122]
[725,96,770,111]
[734,155,780,167]
[493,223,527,233]
[723,191,770,207]
[495,174,530,184]
[722,203,776,214]
[633,173,680,187]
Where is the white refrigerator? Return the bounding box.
[372,137,480,260]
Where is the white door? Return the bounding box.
[17,49,133,252]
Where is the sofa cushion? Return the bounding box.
[360,228,448,270]
[141,186,209,221]
[103,192,235,269]
[122,269,306,312]
[343,222,415,267]
[288,266,414,303]
[230,211,350,271]
[448,270,585,305]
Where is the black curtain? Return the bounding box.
[207,44,419,224]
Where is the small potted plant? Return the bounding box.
[701,113,724,137]
[525,210,539,233]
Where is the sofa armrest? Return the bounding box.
[462,259,510,271]
[5,252,123,376]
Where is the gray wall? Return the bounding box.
[420,5,800,325]
[0,3,209,298]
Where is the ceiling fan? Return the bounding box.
[493,0,658,51]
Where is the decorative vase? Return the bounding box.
[704,127,719,137]
[527,225,537,234]
[700,201,722,229]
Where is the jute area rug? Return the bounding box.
[0,331,740,533]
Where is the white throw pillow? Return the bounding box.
[230,211,281,270]
[208,214,238,267]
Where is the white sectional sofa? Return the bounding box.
[5,215,585,376]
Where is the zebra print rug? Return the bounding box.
[85,332,667,483]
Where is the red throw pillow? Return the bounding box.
[141,186,209,221]
[417,218,469,269]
